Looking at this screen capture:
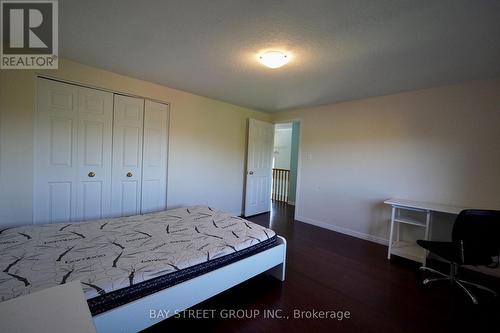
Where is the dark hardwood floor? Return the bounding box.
[145,203,500,333]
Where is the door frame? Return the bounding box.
[36,74,170,106]
[272,119,302,218]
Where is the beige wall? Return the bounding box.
[272,80,500,243]
[0,59,270,225]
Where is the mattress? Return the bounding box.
[0,206,277,314]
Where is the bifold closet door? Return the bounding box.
[35,79,113,223]
[36,79,169,223]
[76,87,113,221]
[111,95,144,217]
[141,100,169,213]
[35,79,79,223]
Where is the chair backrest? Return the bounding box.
[452,210,500,265]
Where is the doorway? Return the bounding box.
[272,122,299,207]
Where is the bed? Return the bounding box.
[0,205,286,332]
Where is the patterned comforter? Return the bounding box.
[0,206,276,302]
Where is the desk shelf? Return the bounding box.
[391,241,426,263]
[393,216,427,227]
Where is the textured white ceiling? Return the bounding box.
[60,0,500,112]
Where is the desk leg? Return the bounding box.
[423,210,431,265]
[387,206,396,260]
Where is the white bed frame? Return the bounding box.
[93,235,287,333]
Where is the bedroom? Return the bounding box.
[1,1,500,332]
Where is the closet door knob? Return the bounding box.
[126,172,133,177]
[88,171,96,178]
[248,171,254,175]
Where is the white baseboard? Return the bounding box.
[295,215,389,246]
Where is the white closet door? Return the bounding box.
[141,100,169,213]
[76,87,113,221]
[35,79,79,224]
[111,95,144,217]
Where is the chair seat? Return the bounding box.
[417,240,494,265]
[416,240,462,263]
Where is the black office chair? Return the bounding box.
[417,209,500,304]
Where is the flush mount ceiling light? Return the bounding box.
[258,51,290,69]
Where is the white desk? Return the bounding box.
[384,198,467,264]
[0,281,96,333]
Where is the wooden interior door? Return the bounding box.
[244,119,274,216]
